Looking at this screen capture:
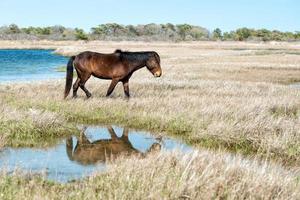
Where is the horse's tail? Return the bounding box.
[64,56,76,99]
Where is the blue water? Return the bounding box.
[0,49,68,82]
[0,126,192,183]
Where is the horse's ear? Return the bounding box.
[153,52,160,64]
[114,49,122,54]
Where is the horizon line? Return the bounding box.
[1,23,299,33]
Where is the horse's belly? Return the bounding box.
[92,72,112,80]
[92,64,126,80]
[91,65,113,79]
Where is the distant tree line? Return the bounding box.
[0,23,209,41]
[0,23,299,42]
[212,27,300,42]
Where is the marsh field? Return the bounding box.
[0,40,300,199]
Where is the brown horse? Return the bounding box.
[66,126,161,165]
[64,49,162,99]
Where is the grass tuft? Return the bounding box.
[270,105,298,118]
[0,151,299,199]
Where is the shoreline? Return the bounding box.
[0,40,300,50]
[0,40,300,59]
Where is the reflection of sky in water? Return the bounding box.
[0,126,192,183]
[0,141,105,183]
[0,49,67,82]
[290,83,300,89]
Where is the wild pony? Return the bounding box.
[64,49,162,99]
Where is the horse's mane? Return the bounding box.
[114,49,160,65]
[115,49,153,63]
[114,49,123,54]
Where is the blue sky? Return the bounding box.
[0,0,298,32]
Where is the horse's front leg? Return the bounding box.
[107,126,118,140]
[106,79,119,97]
[122,78,130,98]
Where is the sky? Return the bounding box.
[0,0,298,32]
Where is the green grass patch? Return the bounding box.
[0,119,79,148]
[54,66,77,77]
[192,135,258,154]
[55,66,67,72]
[270,105,298,118]
[190,135,300,166]
[1,92,299,166]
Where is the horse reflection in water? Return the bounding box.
[66,126,161,165]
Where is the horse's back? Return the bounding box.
[74,51,121,78]
[75,51,118,64]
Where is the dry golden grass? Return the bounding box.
[1,40,300,49]
[53,40,300,84]
[0,97,78,147]
[1,151,299,199]
[0,134,5,149]
[0,41,300,199]
[1,41,299,163]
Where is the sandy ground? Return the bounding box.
[0,40,300,51]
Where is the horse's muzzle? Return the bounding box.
[154,71,162,77]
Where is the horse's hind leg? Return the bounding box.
[79,75,92,98]
[72,78,80,98]
[80,83,92,98]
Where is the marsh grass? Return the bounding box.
[270,105,298,118]
[54,65,66,72]
[0,100,79,147]
[0,134,5,149]
[1,77,299,165]
[1,120,76,148]
[238,50,300,56]
[0,40,299,163]
[0,41,300,198]
[0,151,299,199]
[55,65,77,77]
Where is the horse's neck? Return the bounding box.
[129,59,147,72]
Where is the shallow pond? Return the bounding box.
[0,49,67,82]
[290,83,300,89]
[0,126,192,183]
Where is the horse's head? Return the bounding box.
[146,52,162,78]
